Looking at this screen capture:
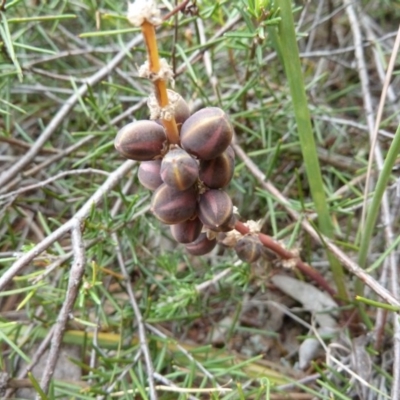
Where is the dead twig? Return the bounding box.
[232,141,400,308]
[110,178,157,400]
[0,169,109,201]
[345,2,400,396]
[0,34,142,191]
[37,219,86,396]
[0,159,136,292]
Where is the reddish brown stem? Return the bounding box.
[234,221,337,297]
[162,0,190,21]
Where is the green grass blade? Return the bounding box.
[0,12,23,81]
[358,122,400,269]
[275,0,347,299]
[28,372,50,400]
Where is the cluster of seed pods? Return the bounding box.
[115,90,262,261]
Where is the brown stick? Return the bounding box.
[234,221,337,297]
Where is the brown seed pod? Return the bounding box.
[170,217,203,244]
[198,189,233,231]
[114,120,166,161]
[180,107,233,160]
[160,148,199,191]
[138,159,163,190]
[199,146,235,189]
[168,90,190,126]
[205,213,237,233]
[185,232,217,255]
[235,236,262,263]
[151,183,197,225]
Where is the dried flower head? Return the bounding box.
[244,219,262,234]
[127,0,162,26]
[138,59,174,82]
[219,229,242,247]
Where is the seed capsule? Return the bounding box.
[160,148,199,191]
[205,213,237,233]
[138,159,163,190]
[168,90,190,126]
[170,217,203,244]
[115,120,166,161]
[151,183,197,225]
[198,189,233,231]
[235,236,262,263]
[180,107,233,160]
[199,146,235,189]
[185,233,217,255]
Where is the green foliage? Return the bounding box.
[0,0,399,398]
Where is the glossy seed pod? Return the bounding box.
[151,183,197,225]
[185,232,217,255]
[170,217,203,244]
[160,148,199,191]
[115,120,166,161]
[199,146,235,189]
[180,107,233,160]
[138,159,163,190]
[235,236,262,263]
[205,213,237,233]
[168,90,190,126]
[198,189,233,231]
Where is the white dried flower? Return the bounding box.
[147,89,179,120]
[239,219,262,234]
[281,258,297,270]
[138,60,152,79]
[244,219,262,233]
[158,58,174,82]
[127,0,162,26]
[138,59,174,82]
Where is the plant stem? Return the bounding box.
[234,221,336,297]
[141,20,180,144]
[358,122,400,269]
[275,0,348,301]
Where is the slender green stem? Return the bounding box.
[358,122,400,269]
[356,296,400,312]
[275,0,348,300]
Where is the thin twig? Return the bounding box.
[175,15,242,76]
[0,160,135,292]
[345,3,400,395]
[0,98,147,194]
[3,326,55,399]
[314,115,394,139]
[195,268,232,292]
[109,175,157,400]
[37,219,86,396]
[146,324,220,386]
[112,233,157,400]
[0,169,109,201]
[0,35,142,190]
[234,220,336,297]
[344,0,391,235]
[154,373,222,399]
[232,141,400,308]
[97,352,143,399]
[162,0,190,21]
